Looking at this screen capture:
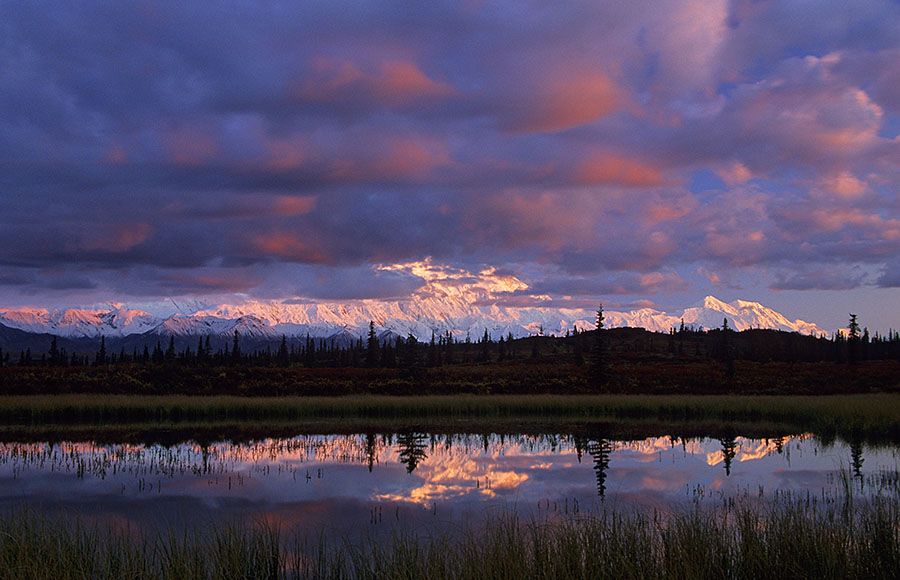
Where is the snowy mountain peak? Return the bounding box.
[683,297,822,335]
[700,295,737,314]
[0,295,826,341]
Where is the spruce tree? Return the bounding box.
[589,306,609,389]
[848,314,861,365]
[366,322,379,367]
[232,330,241,364]
[719,318,735,380]
[49,336,59,365]
[95,337,107,366]
[278,335,290,367]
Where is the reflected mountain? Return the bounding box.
[0,432,894,540]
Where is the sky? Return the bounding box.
[2,0,900,333]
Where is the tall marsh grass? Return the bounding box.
[3,492,899,579]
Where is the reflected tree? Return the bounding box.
[397,432,429,474]
[719,436,737,476]
[850,439,865,478]
[364,433,378,472]
[573,435,589,463]
[587,439,613,498]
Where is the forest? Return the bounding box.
[1,312,899,396]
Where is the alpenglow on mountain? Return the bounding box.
[0,295,824,342]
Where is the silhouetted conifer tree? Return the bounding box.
[719,318,736,380]
[589,306,609,389]
[278,335,289,367]
[848,313,860,365]
[232,330,241,364]
[49,336,59,365]
[165,336,176,361]
[366,322,379,367]
[95,337,107,366]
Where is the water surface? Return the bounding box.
[1,432,896,539]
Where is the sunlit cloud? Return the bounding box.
[574,154,665,187]
[505,69,624,134]
[293,57,456,108]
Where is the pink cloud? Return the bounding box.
[807,208,900,240]
[509,70,624,133]
[373,137,452,179]
[731,57,884,164]
[250,232,330,263]
[716,161,752,185]
[574,154,665,187]
[270,195,317,217]
[294,57,455,107]
[703,230,768,265]
[823,171,867,199]
[373,60,456,104]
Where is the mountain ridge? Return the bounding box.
[0,295,825,342]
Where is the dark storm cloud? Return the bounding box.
[2,0,900,304]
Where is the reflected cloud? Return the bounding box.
[0,431,886,535]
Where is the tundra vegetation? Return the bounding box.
[1,321,900,396]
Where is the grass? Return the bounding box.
[2,491,899,579]
[2,393,900,444]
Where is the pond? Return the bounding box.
[2,430,897,542]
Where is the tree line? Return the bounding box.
[2,312,899,374]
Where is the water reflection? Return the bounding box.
[587,439,612,499]
[0,433,897,538]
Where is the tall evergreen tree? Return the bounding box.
[719,318,736,380]
[366,322,379,368]
[848,313,861,365]
[589,305,609,389]
[232,330,241,364]
[277,335,290,367]
[49,336,59,365]
[95,336,107,366]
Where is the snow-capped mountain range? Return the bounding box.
[0,295,824,342]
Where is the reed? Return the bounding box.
[2,490,899,579]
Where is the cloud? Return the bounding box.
[573,154,665,187]
[502,69,625,134]
[248,233,331,264]
[1,0,900,313]
[821,171,867,199]
[292,57,456,109]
